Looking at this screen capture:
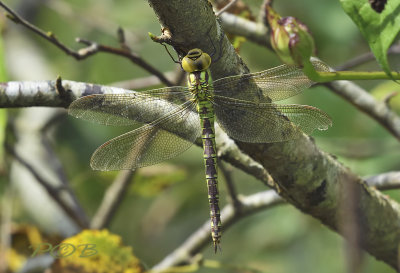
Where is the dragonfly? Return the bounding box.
[68,48,332,252]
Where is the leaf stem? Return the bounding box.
[303,59,400,82]
[313,70,400,82]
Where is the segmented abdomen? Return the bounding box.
[197,100,222,252]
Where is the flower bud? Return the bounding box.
[266,6,316,66]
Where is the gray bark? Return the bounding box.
[147,0,400,269]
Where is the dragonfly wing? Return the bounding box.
[212,59,330,102]
[68,86,191,126]
[90,101,201,170]
[213,96,331,143]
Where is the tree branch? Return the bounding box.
[0,80,272,192]
[147,0,400,270]
[153,189,283,270]
[366,172,400,190]
[216,4,400,142]
[2,0,400,269]
[218,163,242,212]
[91,170,136,229]
[326,80,400,141]
[220,6,400,141]
[0,1,173,86]
[215,0,239,17]
[152,172,400,270]
[336,41,400,70]
[219,5,400,72]
[219,12,269,47]
[6,145,88,229]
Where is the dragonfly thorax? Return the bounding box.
[188,71,212,101]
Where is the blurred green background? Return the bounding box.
[1,0,400,272]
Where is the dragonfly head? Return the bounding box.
[182,48,211,73]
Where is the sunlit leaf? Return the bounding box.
[370,81,400,113]
[340,0,400,75]
[134,164,187,197]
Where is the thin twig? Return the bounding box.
[0,80,272,197]
[260,0,273,27]
[152,171,400,270]
[215,124,276,189]
[218,162,242,213]
[215,0,239,16]
[219,12,269,47]
[111,68,185,90]
[5,145,88,229]
[45,0,128,39]
[152,189,283,271]
[336,41,400,70]
[0,1,173,86]
[0,1,79,57]
[365,172,400,190]
[383,92,399,107]
[0,186,13,272]
[111,71,177,90]
[117,26,131,52]
[220,6,400,72]
[91,170,135,229]
[326,80,400,141]
[40,112,89,226]
[76,38,173,86]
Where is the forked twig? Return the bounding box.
[91,170,136,229]
[0,1,173,86]
[218,162,242,213]
[215,0,239,16]
[153,171,400,270]
[5,145,88,229]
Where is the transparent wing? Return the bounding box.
[68,86,192,126]
[212,59,330,102]
[213,95,332,143]
[90,101,201,171]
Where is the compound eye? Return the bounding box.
[182,48,211,72]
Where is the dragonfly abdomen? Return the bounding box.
[197,100,222,252]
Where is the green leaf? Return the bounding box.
[133,164,187,197]
[340,0,400,75]
[370,81,400,113]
